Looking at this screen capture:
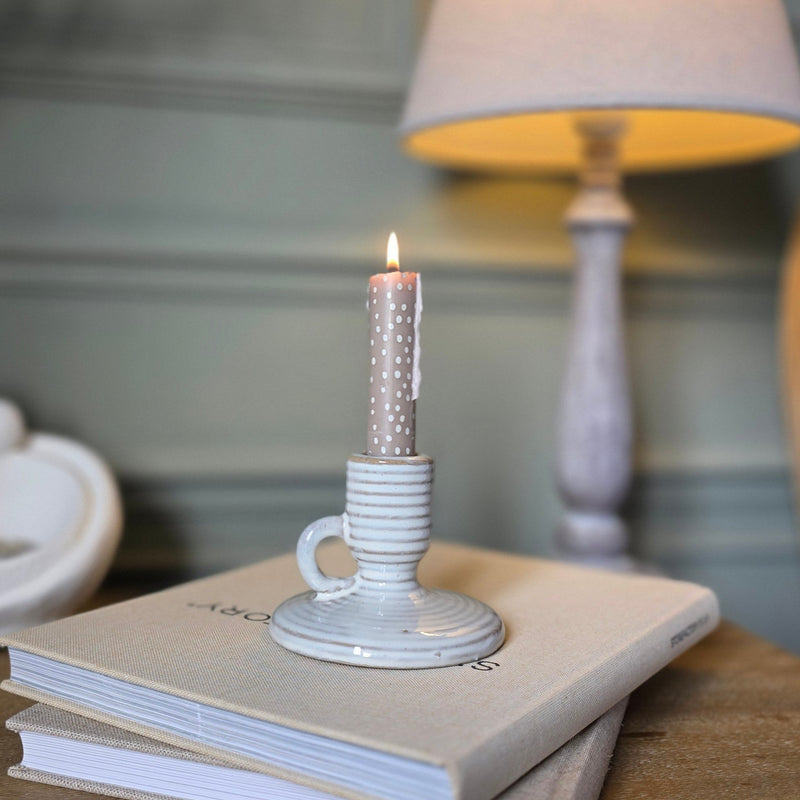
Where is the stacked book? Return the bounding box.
[1,542,719,800]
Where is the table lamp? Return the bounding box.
[400,0,800,567]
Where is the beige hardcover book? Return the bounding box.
[1,543,719,800]
[6,700,628,800]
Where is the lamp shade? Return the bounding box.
[400,0,800,172]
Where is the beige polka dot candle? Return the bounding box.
[271,231,505,668]
[367,232,421,457]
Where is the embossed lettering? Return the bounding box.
[470,660,500,671]
[187,602,272,625]
[243,612,272,623]
[220,606,246,616]
[670,614,710,648]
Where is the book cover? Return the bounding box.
[1,542,719,800]
[6,700,629,800]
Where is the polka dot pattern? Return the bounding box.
[367,270,417,456]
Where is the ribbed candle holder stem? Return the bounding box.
[270,454,505,668]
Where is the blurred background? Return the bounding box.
[0,0,798,652]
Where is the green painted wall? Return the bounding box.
[0,1,798,652]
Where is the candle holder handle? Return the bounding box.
[296,514,356,599]
[270,454,505,669]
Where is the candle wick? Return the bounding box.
[387,264,400,273]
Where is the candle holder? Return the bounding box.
[270,454,505,668]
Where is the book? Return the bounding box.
[1,542,719,800]
[6,699,629,800]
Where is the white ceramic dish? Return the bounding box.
[0,400,122,634]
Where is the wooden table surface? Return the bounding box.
[600,621,800,799]
[1,595,798,799]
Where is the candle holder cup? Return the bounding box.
[270,454,505,668]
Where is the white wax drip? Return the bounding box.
[412,274,422,401]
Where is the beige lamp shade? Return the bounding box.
[400,0,800,172]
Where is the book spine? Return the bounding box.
[453,589,720,800]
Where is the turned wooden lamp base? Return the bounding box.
[556,115,635,566]
[556,511,638,572]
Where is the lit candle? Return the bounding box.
[366,233,421,457]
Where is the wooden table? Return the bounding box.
[600,622,800,798]
[1,608,798,799]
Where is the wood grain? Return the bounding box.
[601,622,800,799]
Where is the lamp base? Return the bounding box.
[271,586,504,669]
[556,116,633,565]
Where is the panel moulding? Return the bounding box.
[0,0,415,122]
[0,243,778,319]
[112,458,798,575]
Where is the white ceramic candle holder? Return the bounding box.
[270,454,504,668]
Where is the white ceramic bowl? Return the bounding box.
[0,401,122,634]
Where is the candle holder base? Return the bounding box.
[270,454,505,668]
[271,587,504,668]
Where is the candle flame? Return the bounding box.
[386,232,399,272]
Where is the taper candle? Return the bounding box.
[367,233,421,457]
